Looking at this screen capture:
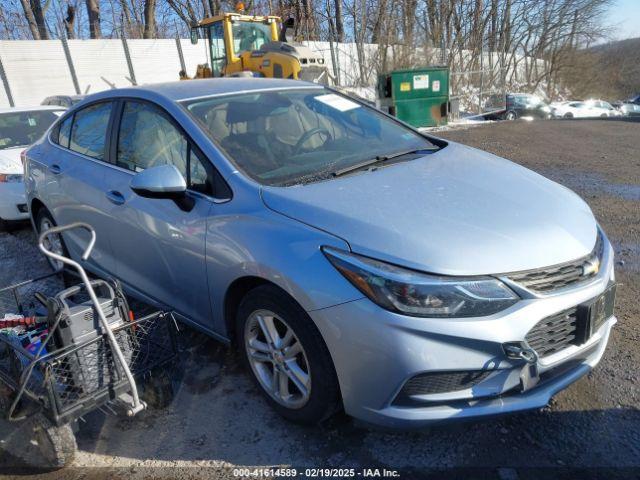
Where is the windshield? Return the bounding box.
[0,110,62,150]
[183,89,438,186]
[232,21,272,55]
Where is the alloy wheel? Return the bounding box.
[244,309,311,409]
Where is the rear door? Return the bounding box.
[46,101,118,277]
[102,99,214,325]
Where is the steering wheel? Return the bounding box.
[292,128,332,155]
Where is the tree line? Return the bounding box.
[0,0,615,98]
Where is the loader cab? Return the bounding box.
[193,13,280,77]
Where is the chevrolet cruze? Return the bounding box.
[24,79,616,427]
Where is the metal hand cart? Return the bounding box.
[0,223,178,469]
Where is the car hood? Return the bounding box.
[0,148,23,174]
[261,142,597,276]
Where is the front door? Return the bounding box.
[103,100,213,325]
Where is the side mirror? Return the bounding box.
[130,164,186,199]
[190,27,199,45]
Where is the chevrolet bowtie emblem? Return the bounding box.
[582,257,600,276]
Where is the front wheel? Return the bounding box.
[505,110,517,121]
[236,285,340,424]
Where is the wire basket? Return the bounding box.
[0,272,63,318]
[0,273,177,426]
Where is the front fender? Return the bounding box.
[205,208,364,336]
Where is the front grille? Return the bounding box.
[507,231,604,294]
[396,370,493,402]
[525,308,580,358]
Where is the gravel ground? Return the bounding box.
[0,118,639,479]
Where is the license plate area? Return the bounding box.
[576,283,616,343]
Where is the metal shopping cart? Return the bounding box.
[0,223,178,468]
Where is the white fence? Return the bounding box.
[0,38,374,107]
[0,38,541,108]
[0,39,213,107]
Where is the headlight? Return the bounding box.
[541,105,551,113]
[323,247,519,318]
[0,174,23,183]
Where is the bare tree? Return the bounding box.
[333,0,343,41]
[64,2,76,37]
[166,0,201,28]
[0,0,616,102]
[18,0,51,39]
[86,0,101,38]
[143,0,157,37]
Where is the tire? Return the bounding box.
[505,110,517,121]
[0,395,76,469]
[24,415,77,469]
[236,285,340,424]
[564,112,573,118]
[600,113,607,118]
[35,208,68,271]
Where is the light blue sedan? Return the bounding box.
[24,79,616,428]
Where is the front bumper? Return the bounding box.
[0,181,28,221]
[309,239,616,428]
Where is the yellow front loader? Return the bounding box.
[182,9,331,83]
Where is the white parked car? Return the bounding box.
[551,100,622,119]
[0,106,64,230]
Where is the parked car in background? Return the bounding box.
[25,79,616,428]
[41,95,85,109]
[0,106,64,230]
[551,100,621,118]
[484,93,551,120]
[617,95,640,116]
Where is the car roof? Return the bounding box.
[0,105,66,114]
[87,78,322,103]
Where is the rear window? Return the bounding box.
[0,110,63,150]
[69,102,112,160]
[56,115,73,147]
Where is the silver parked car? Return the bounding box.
[24,79,616,428]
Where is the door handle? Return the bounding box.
[105,190,125,205]
[49,164,61,175]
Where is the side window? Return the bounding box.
[57,115,73,148]
[69,102,112,160]
[117,102,188,176]
[189,149,209,191]
[118,101,225,197]
[209,22,227,76]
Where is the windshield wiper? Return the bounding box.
[332,147,439,177]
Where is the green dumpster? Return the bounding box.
[377,66,449,127]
